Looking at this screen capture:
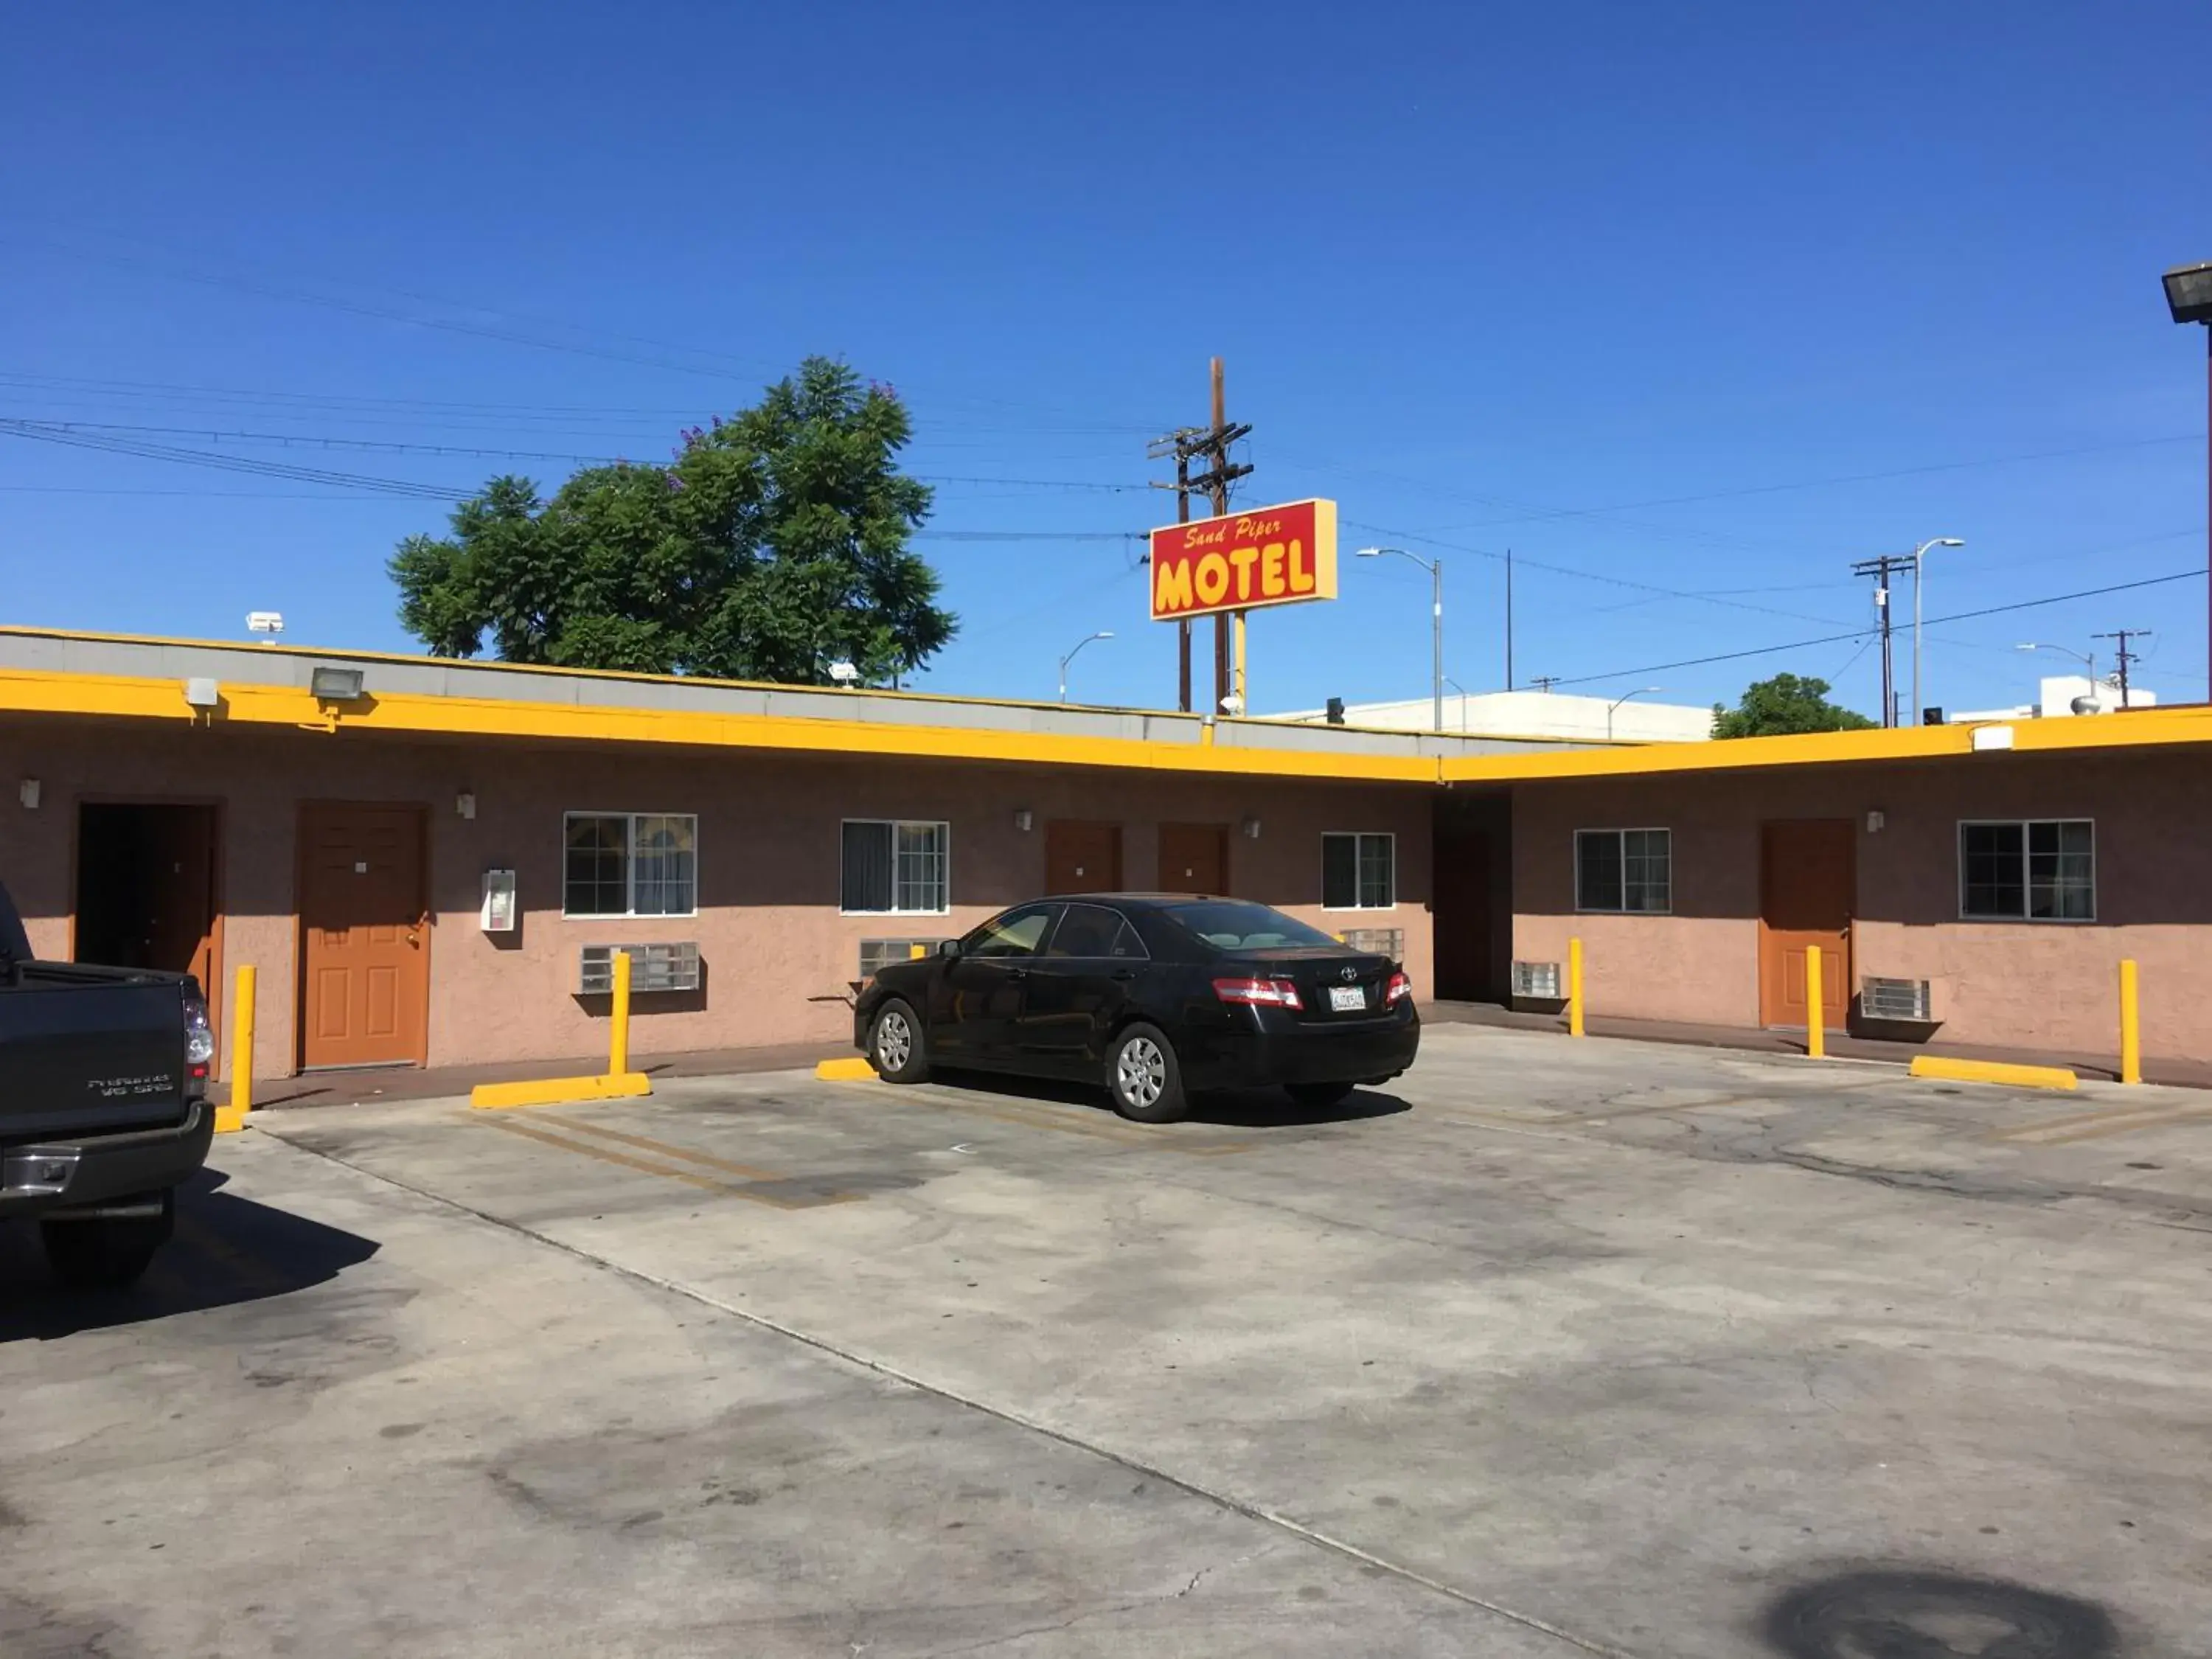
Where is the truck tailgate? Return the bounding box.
[1,970,189,1140]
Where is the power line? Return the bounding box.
[1543,568,2209,689]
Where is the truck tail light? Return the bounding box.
[1385,971,1411,1006]
[183,989,215,1091]
[1213,977,1303,1011]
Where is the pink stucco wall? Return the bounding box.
[0,718,1434,1077]
[1512,751,2212,1062]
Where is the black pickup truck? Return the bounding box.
[1,877,216,1287]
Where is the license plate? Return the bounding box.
[1328,985,1367,1012]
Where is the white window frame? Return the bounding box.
[561,811,699,920]
[841,818,952,917]
[1574,827,1673,915]
[1321,831,1397,911]
[1957,818,2097,922]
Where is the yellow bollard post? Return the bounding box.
[1804,945,1825,1059]
[1568,936,1585,1037]
[215,963,255,1133]
[2119,958,2141,1085]
[608,949,632,1077]
[910,942,928,960]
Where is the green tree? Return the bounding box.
[389,358,955,684]
[1711,673,1877,739]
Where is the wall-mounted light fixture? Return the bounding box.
[184,678,220,709]
[18,779,41,810]
[1240,815,1262,840]
[1012,808,1034,832]
[456,793,477,821]
[481,869,518,932]
[1865,810,1885,834]
[310,665,366,701]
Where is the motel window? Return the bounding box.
[1322,832,1396,910]
[563,813,698,919]
[1959,820,2095,921]
[1575,828,1672,914]
[842,820,950,914]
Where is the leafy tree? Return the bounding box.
[1711,673,1877,739]
[390,358,955,684]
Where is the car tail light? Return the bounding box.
[1213,976,1303,1011]
[1385,971,1411,1006]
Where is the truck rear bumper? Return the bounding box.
[1,1102,213,1219]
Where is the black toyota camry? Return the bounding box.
[852,894,1419,1122]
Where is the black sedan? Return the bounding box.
[852,894,1419,1122]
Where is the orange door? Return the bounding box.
[299,803,430,1068]
[1759,819,1853,1032]
[1045,820,1122,894]
[1158,822,1229,895]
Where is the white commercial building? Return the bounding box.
[1948,674,2157,723]
[1273,690,1714,743]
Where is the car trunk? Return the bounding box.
[1232,946,1395,1023]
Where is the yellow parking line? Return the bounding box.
[543,1116,788,1181]
[1996,1105,2212,1147]
[479,1119,860,1208]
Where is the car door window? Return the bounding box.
[965,904,1057,959]
[1108,919,1148,960]
[1044,903,1125,959]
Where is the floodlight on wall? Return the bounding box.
[2164,261,2212,325]
[827,660,861,686]
[310,666,366,701]
[183,678,220,709]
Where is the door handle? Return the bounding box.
[1110,969,1135,981]
[1005,967,1029,981]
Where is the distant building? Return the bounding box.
[1273,690,1714,744]
[1947,674,2157,723]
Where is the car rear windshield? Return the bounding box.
[1158,900,1340,952]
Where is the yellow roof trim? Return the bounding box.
[0,666,1447,785]
[1439,705,2212,782]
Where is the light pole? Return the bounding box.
[1057,630,1114,703]
[1607,686,1664,740]
[2017,641,2101,711]
[1910,536,1964,724]
[1356,546,1443,731]
[2162,261,2212,701]
[1443,675,1472,733]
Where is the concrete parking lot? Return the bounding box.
[7,1022,2211,1658]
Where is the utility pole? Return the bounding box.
[1530,675,1560,693]
[1148,357,1251,714]
[1504,546,1515,691]
[1851,552,1916,727]
[2093,629,2153,708]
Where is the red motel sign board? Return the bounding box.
[1148,498,1338,623]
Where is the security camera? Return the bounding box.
[827,660,861,686]
[1219,692,1245,715]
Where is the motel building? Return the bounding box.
[3,622,2210,1088]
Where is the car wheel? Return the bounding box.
[42,1197,173,1290]
[1286,1081,1355,1109]
[869,999,931,1084]
[1107,1023,1187,1124]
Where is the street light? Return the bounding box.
[1910,537,1965,723]
[1057,630,1114,703]
[2163,261,2212,701]
[1356,546,1443,731]
[1606,686,1664,740]
[1443,675,1472,733]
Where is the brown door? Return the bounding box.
[299,803,430,1069]
[1044,820,1122,894]
[1433,825,1493,1001]
[1158,822,1229,895]
[1759,819,1853,1032]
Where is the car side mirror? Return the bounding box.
[937,938,962,960]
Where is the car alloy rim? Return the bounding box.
[877,1010,912,1071]
[1116,1037,1165,1107]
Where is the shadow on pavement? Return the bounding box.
[0,1166,380,1342]
[925,1068,1411,1129]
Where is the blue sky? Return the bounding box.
[3,1,2206,717]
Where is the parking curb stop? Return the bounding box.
[1909,1055,2079,1091]
[816,1057,878,1082]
